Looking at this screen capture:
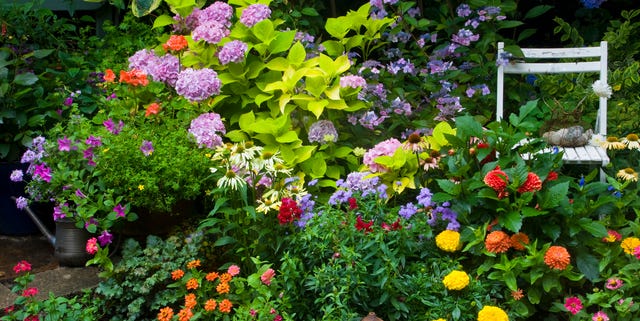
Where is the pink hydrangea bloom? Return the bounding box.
[363,138,402,172]
[175,68,222,102]
[188,112,226,149]
[240,4,271,27]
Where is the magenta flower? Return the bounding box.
[85,135,102,147]
[605,277,623,290]
[98,230,113,246]
[592,311,609,321]
[33,163,52,182]
[12,260,32,274]
[86,237,98,255]
[634,245,640,259]
[113,204,126,218]
[564,296,583,315]
[103,119,124,135]
[260,268,275,285]
[240,4,271,27]
[140,140,154,156]
[58,136,72,151]
[53,203,67,221]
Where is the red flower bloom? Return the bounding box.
[355,215,373,232]
[103,69,116,82]
[22,287,38,297]
[348,197,358,210]
[163,35,188,52]
[484,166,508,194]
[119,69,149,86]
[544,245,571,270]
[277,198,302,224]
[381,218,402,231]
[545,171,558,182]
[518,172,542,193]
[13,260,32,274]
[145,102,161,117]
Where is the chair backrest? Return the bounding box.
[496,41,608,136]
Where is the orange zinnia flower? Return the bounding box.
[511,288,524,300]
[177,308,193,321]
[510,232,530,251]
[163,35,188,51]
[184,293,197,309]
[204,299,217,311]
[145,103,161,117]
[104,69,116,82]
[157,307,174,321]
[544,245,571,270]
[206,272,219,282]
[517,172,542,193]
[218,299,233,313]
[485,230,512,253]
[219,272,232,283]
[484,166,508,193]
[216,281,230,294]
[171,269,185,280]
[186,278,199,290]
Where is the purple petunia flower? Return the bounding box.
[58,136,72,151]
[240,4,271,27]
[103,119,124,135]
[83,147,95,166]
[53,203,67,221]
[98,230,113,246]
[175,68,222,102]
[113,204,125,218]
[218,40,248,65]
[140,140,154,156]
[188,112,226,149]
[75,189,86,199]
[308,120,338,144]
[85,136,102,147]
[10,169,23,182]
[33,163,51,182]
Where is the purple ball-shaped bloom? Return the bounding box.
[218,40,248,65]
[188,112,226,149]
[128,49,159,74]
[175,68,222,102]
[308,120,338,144]
[10,169,24,182]
[149,54,180,86]
[192,20,230,44]
[240,4,271,27]
[197,1,233,27]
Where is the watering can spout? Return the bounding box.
[13,197,56,246]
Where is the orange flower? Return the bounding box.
[205,272,219,282]
[145,103,161,117]
[510,232,530,251]
[186,278,199,290]
[119,69,149,86]
[104,69,116,82]
[177,308,193,321]
[171,269,185,280]
[544,245,571,270]
[219,272,232,283]
[157,307,174,321]
[186,259,200,269]
[485,230,512,253]
[484,166,508,192]
[216,281,230,294]
[204,299,217,311]
[163,35,188,51]
[184,293,197,309]
[511,288,524,301]
[621,237,640,255]
[517,172,542,193]
[218,299,233,313]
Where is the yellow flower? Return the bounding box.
[616,168,638,182]
[442,270,470,290]
[621,237,640,255]
[601,136,625,150]
[138,184,145,191]
[435,230,462,252]
[432,319,447,321]
[478,305,509,321]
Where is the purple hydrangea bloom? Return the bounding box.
[308,120,338,144]
[149,54,180,86]
[15,196,28,210]
[128,49,158,73]
[452,29,480,46]
[140,140,154,156]
[188,112,226,149]
[340,75,367,88]
[197,1,233,27]
[363,138,402,173]
[456,4,472,17]
[240,4,271,27]
[98,230,113,246]
[10,169,23,182]
[192,20,230,44]
[218,40,248,65]
[580,0,606,8]
[175,68,222,102]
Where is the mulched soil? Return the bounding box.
[0,234,59,283]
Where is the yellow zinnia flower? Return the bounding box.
[621,237,640,255]
[442,270,470,290]
[435,230,462,252]
[478,305,509,321]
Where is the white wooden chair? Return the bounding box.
[496,41,610,181]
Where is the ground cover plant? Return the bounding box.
[3,0,640,320]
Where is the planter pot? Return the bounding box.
[54,218,91,267]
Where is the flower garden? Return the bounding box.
[2,0,640,320]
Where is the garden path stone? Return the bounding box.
[0,283,18,309]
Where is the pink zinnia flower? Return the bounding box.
[592,311,609,321]
[260,268,275,285]
[12,260,32,274]
[86,237,98,255]
[227,265,240,276]
[634,245,640,259]
[605,277,623,290]
[565,296,583,315]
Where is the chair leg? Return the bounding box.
[599,167,606,183]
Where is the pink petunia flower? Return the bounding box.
[12,260,32,274]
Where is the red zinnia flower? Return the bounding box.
[518,172,542,193]
[484,166,508,194]
[544,245,571,270]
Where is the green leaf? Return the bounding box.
[538,182,569,208]
[307,100,328,118]
[13,72,38,86]
[578,219,608,238]
[504,270,518,291]
[287,42,306,66]
[214,236,236,247]
[252,19,275,43]
[428,122,456,150]
[576,251,600,281]
[501,211,522,232]
[269,30,296,54]
[32,49,54,59]
[238,111,256,133]
[153,15,176,29]
[131,0,163,17]
[275,131,299,143]
[266,57,290,71]
[524,5,553,19]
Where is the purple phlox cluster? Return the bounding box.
[15,196,28,210]
[10,169,24,182]
[175,68,222,102]
[188,112,226,149]
[20,150,39,164]
[240,4,271,27]
[391,98,412,116]
[340,75,367,89]
[398,202,418,220]
[294,193,317,228]
[435,95,463,121]
[465,84,490,97]
[348,111,389,131]
[387,58,416,75]
[308,120,338,144]
[103,119,124,135]
[106,93,117,101]
[218,40,248,65]
[85,135,102,147]
[193,20,230,44]
[329,171,387,205]
[140,140,154,156]
[53,203,68,221]
[496,51,513,67]
[452,29,480,46]
[98,230,113,246]
[363,138,402,173]
[428,201,460,231]
[580,0,606,8]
